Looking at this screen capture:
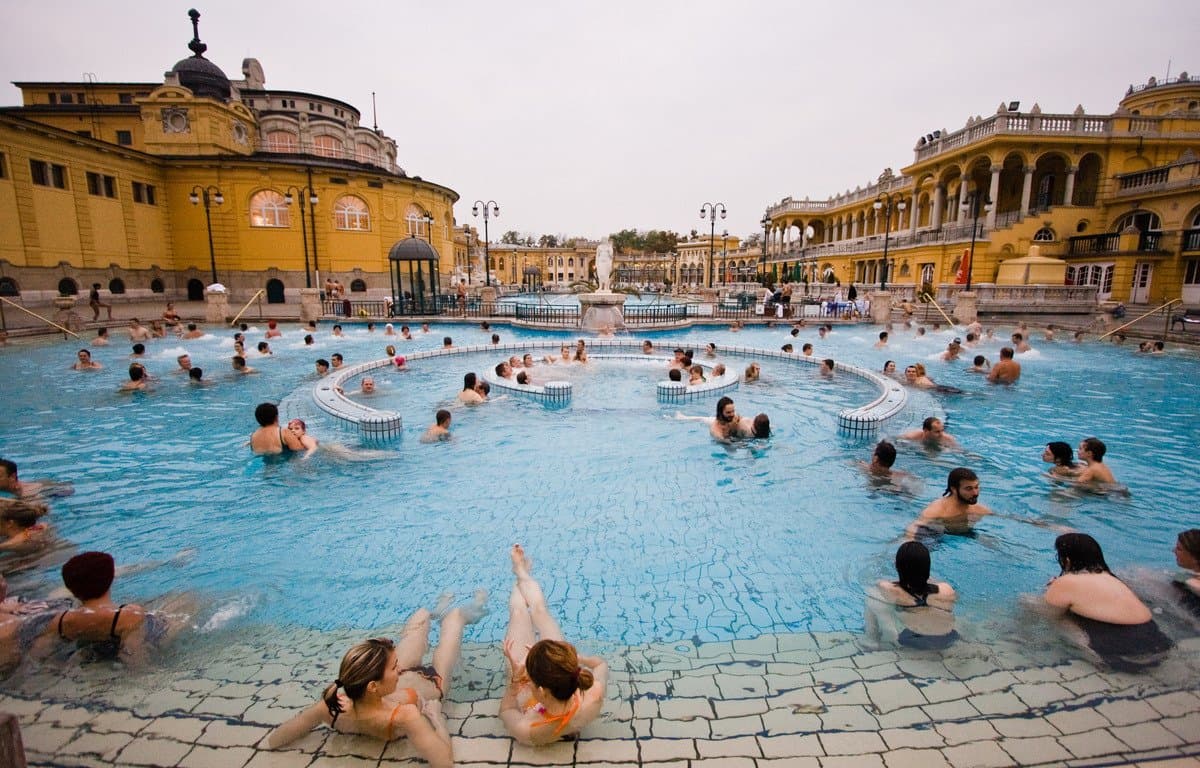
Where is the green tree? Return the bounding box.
[538,234,559,248]
[643,230,680,254]
[609,228,640,254]
[500,230,522,245]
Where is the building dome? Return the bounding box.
[171,9,231,101]
[388,236,439,261]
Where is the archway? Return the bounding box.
[58,278,79,296]
[266,279,286,304]
[187,279,205,301]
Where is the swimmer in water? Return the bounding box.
[0,459,73,501]
[0,501,55,561]
[250,403,305,455]
[72,349,103,371]
[905,467,992,539]
[865,541,958,650]
[1042,441,1078,478]
[459,373,483,404]
[1074,437,1116,485]
[420,410,452,443]
[119,363,151,391]
[899,417,959,449]
[500,544,608,746]
[744,362,760,382]
[287,419,319,457]
[987,347,1021,384]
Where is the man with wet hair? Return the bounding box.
[711,396,739,441]
[496,361,514,379]
[906,467,992,538]
[421,410,453,443]
[967,355,990,373]
[874,331,888,349]
[0,458,71,502]
[900,417,959,448]
[868,440,897,473]
[801,343,814,357]
[987,347,1021,384]
[1075,437,1116,485]
[315,359,330,377]
[175,354,193,373]
[642,340,654,354]
[232,356,257,375]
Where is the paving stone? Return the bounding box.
[190,696,251,718]
[818,755,884,768]
[633,697,660,719]
[1096,699,1161,726]
[962,671,1018,695]
[896,659,951,679]
[865,679,927,712]
[967,692,1028,716]
[692,758,757,768]
[670,674,721,698]
[638,736,697,761]
[997,735,1074,764]
[880,726,945,750]
[819,730,886,755]
[510,739,575,765]
[1062,674,1111,696]
[20,722,81,754]
[1161,712,1200,742]
[449,735,511,763]
[321,731,385,759]
[696,735,762,757]
[1109,721,1186,750]
[58,730,134,760]
[988,716,1060,738]
[858,663,902,681]
[180,744,255,768]
[116,736,194,766]
[198,720,270,747]
[936,720,1000,746]
[882,747,953,768]
[459,714,510,738]
[658,697,714,720]
[922,699,980,722]
[815,681,872,708]
[308,756,376,768]
[652,716,711,738]
[874,706,930,729]
[85,710,150,734]
[1010,682,1073,708]
[811,667,863,687]
[716,673,770,698]
[941,740,1017,768]
[36,703,95,727]
[1057,728,1131,758]
[1045,707,1111,734]
[733,635,779,655]
[777,634,819,652]
[575,737,638,763]
[581,716,636,740]
[818,705,879,732]
[758,733,825,758]
[1145,691,1200,718]
[917,679,971,704]
[757,758,821,768]
[714,698,768,718]
[709,713,764,739]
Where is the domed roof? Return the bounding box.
[170,9,231,101]
[388,236,440,262]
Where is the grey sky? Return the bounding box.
[2,1,1197,242]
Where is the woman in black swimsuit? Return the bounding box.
[866,541,959,650]
[1173,529,1200,617]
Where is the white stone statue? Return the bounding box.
[595,241,614,293]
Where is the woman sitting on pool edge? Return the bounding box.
[1040,533,1172,672]
[269,594,487,766]
[501,544,608,745]
[865,541,958,650]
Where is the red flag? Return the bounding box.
[954,249,970,284]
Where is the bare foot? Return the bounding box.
[460,589,490,624]
[510,544,533,578]
[432,591,455,620]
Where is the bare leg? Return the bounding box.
[394,608,431,668]
[505,547,536,670]
[512,544,564,642]
[431,608,465,685]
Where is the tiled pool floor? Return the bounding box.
[4,628,1199,767]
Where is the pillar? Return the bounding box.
[909,195,919,234]
[932,185,945,229]
[1063,166,1078,207]
[1020,167,1034,215]
[205,287,230,324]
[851,216,860,239]
[300,287,322,322]
[986,165,1001,230]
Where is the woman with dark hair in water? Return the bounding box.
[1043,533,1172,671]
[866,541,958,649]
[1172,529,1200,616]
[1042,441,1078,477]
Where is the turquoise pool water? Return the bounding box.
[0,322,1197,653]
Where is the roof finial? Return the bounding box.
[187,9,208,58]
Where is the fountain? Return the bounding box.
[578,240,627,333]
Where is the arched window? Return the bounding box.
[350,279,367,293]
[0,277,19,296]
[313,134,341,159]
[1113,211,1160,232]
[58,278,79,296]
[334,196,370,231]
[187,278,205,301]
[250,190,290,228]
[405,204,430,236]
[1033,227,1056,242]
[265,130,297,152]
[150,278,165,293]
[355,143,378,165]
[547,256,554,266]
[265,278,286,304]
[567,258,574,267]
[108,278,126,294]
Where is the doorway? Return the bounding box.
[1130,262,1153,304]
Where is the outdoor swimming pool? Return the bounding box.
[1,321,1198,663]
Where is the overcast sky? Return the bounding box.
[3,1,1197,242]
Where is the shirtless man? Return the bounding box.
[642,340,655,355]
[181,323,205,340]
[359,377,376,395]
[119,363,151,391]
[250,402,305,455]
[900,417,959,448]
[1075,437,1116,485]
[874,331,889,349]
[127,319,153,342]
[860,440,898,478]
[232,356,257,375]
[801,343,814,358]
[419,410,453,444]
[906,468,992,538]
[1011,332,1032,353]
[315,359,330,377]
[495,361,514,380]
[819,359,835,378]
[711,397,740,441]
[987,347,1021,384]
[93,328,110,346]
[0,459,71,502]
[459,373,484,404]
[941,339,962,362]
[72,349,103,371]
[173,354,192,374]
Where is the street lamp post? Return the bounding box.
[699,202,727,288]
[960,191,993,291]
[189,185,224,284]
[284,184,319,288]
[720,230,729,286]
[759,215,770,283]
[464,228,473,286]
[471,200,499,287]
[873,193,906,291]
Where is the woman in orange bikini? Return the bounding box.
[500,544,609,745]
[268,594,486,767]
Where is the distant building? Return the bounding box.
[0,9,458,309]
[763,77,1200,307]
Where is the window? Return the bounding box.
[350,279,367,293]
[48,93,57,105]
[1113,211,1160,233]
[116,130,132,146]
[405,205,430,236]
[313,135,341,159]
[108,278,126,295]
[356,143,378,165]
[265,131,297,152]
[119,93,133,105]
[1033,227,1056,242]
[60,92,73,104]
[150,278,165,294]
[132,181,157,205]
[333,196,370,231]
[249,190,290,227]
[86,172,116,198]
[1066,263,1115,297]
[0,277,19,296]
[57,278,78,296]
[0,152,6,179]
[30,160,67,189]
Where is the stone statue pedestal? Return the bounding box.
[953,291,978,324]
[205,288,230,324]
[579,292,626,333]
[299,288,322,322]
[479,286,498,305]
[871,291,892,324]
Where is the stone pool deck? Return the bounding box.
[3,629,1198,768]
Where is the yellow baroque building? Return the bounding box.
[763,76,1200,309]
[0,11,458,310]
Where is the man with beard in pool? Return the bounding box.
[905,468,992,539]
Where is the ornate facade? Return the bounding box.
[0,11,458,306]
[763,77,1200,306]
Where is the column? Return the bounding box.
[1020,167,1034,215]
[986,165,1001,229]
[1063,166,1078,206]
[932,185,945,229]
[851,215,859,239]
[909,195,919,234]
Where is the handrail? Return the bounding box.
[1099,298,1180,340]
[229,289,266,326]
[918,292,961,331]
[0,296,82,338]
